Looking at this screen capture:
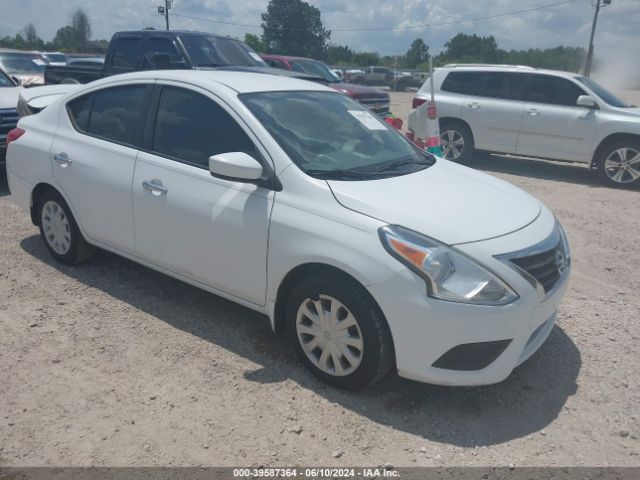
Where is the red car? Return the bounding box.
[261,54,390,117]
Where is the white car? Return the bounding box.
[6,70,570,389]
[413,64,640,187]
[0,68,21,165]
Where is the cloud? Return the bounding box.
[1,0,638,66]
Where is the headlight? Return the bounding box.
[379,225,518,305]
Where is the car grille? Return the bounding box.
[0,108,19,148]
[510,239,567,293]
[357,97,390,116]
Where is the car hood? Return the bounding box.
[611,106,640,116]
[327,159,542,245]
[13,74,44,87]
[331,82,388,98]
[0,86,21,109]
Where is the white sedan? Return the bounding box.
[6,70,570,389]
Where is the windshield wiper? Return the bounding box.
[305,169,389,180]
[369,157,434,173]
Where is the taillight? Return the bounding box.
[412,97,427,109]
[6,128,25,146]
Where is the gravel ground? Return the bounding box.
[1,91,639,467]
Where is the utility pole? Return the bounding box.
[158,0,172,31]
[584,0,611,77]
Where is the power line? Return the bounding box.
[171,0,577,33]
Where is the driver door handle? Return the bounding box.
[468,102,481,109]
[526,108,540,116]
[142,179,168,196]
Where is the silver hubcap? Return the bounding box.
[604,147,640,184]
[295,295,364,377]
[441,129,465,160]
[41,200,71,255]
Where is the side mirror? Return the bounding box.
[577,95,597,109]
[209,152,264,182]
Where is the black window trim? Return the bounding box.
[442,70,530,102]
[141,83,282,191]
[65,82,154,150]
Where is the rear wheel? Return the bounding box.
[440,122,475,163]
[595,140,640,187]
[37,189,96,265]
[286,272,394,389]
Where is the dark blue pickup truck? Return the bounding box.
[45,30,320,85]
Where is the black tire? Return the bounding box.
[286,271,394,389]
[594,139,640,187]
[37,189,96,265]
[439,121,475,163]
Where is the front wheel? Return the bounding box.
[286,272,394,389]
[440,122,475,163]
[595,141,640,187]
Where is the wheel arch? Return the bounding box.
[30,182,57,225]
[591,132,640,169]
[272,262,390,338]
[439,116,473,135]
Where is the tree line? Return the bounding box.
[1,0,586,73]
[0,8,108,54]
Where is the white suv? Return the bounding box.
[413,64,640,187]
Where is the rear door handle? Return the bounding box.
[468,102,481,109]
[53,152,72,167]
[526,108,540,116]
[142,179,168,196]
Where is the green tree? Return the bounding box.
[351,51,380,67]
[437,33,498,65]
[52,26,76,51]
[326,44,353,65]
[71,8,92,52]
[244,33,266,53]
[261,0,331,58]
[404,38,429,69]
[23,23,44,50]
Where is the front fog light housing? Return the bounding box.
[379,225,518,305]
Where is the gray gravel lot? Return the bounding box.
[0,91,639,467]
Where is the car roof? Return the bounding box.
[261,54,321,62]
[115,30,233,40]
[86,70,334,94]
[438,64,580,80]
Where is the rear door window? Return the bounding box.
[110,37,142,71]
[67,93,94,132]
[526,75,586,106]
[441,71,483,95]
[479,72,528,100]
[67,85,149,148]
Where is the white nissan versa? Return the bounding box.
[6,71,571,389]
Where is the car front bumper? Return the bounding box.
[368,207,570,386]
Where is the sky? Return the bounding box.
[1,0,639,60]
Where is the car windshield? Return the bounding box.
[289,60,341,83]
[576,76,632,108]
[0,54,43,74]
[241,91,434,180]
[181,35,267,68]
[43,53,67,63]
[0,69,14,86]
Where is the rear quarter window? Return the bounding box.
[441,71,482,95]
